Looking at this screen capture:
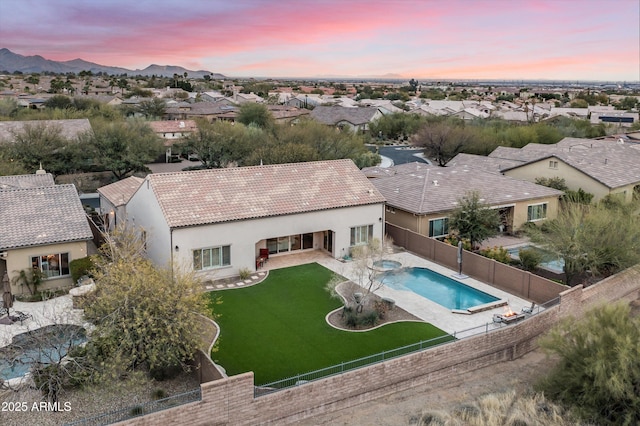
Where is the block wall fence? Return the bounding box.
[385,223,567,303]
[115,251,640,425]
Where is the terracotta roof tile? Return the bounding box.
[0,184,93,250]
[146,159,385,228]
[0,173,55,190]
[372,163,563,215]
[97,176,144,207]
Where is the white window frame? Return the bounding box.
[548,160,558,169]
[428,217,449,238]
[193,245,231,271]
[350,224,373,246]
[527,203,548,222]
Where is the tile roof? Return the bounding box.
[145,159,386,228]
[0,184,93,250]
[371,163,563,215]
[310,106,381,126]
[97,176,144,207]
[495,138,640,188]
[0,173,55,190]
[148,120,198,134]
[0,119,92,143]
[447,153,522,174]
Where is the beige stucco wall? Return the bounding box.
[4,241,89,295]
[503,157,614,202]
[386,196,560,238]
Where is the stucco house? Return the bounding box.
[0,173,93,295]
[489,138,640,203]
[97,176,144,231]
[124,159,386,281]
[310,106,383,133]
[365,162,562,238]
[148,119,198,162]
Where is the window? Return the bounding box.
[32,253,70,278]
[428,218,449,238]
[527,203,548,221]
[193,246,230,270]
[386,206,396,214]
[267,233,314,254]
[350,224,373,246]
[548,160,558,169]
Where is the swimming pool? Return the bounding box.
[507,245,564,274]
[379,267,500,310]
[0,324,87,381]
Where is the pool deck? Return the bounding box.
[0,295,85,348]
[324,251,534,335]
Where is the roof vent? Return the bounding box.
[433,180,438,186]
[179,121,185,128]
[367,189,374,195]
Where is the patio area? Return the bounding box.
[0,294,85,348]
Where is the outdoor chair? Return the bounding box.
[521,302,535,315]
[259,248,269,262]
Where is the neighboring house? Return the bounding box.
[97,176,144,231]
[366,162,562,238]
[164,102,238,122]
[285,94,324,109]
[0,118,92,145]
[490,138,640,202]
[265,105,310,125]
[232,92,264,104]
[309,106,383,133]
[0,173,93,295]
[124,160,386,281]
[148,119,198,162]
[590,111,638,127]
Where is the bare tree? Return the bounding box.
[411,122,473,166]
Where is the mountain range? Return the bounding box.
[0,48,225,79]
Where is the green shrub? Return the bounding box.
[361,310,379,326]
[70,256,95,283]
[518,248,542,271]
[537,302,640,425]
[238,267,251,280]
[478,246,511,264]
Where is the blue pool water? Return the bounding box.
[0,324,87,381]
[507,245,564,274]
[379,267,500,310]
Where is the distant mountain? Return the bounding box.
[0,48,225,79]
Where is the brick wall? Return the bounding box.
[114,264,640,426]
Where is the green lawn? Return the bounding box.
[207,263,451,384]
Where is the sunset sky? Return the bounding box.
[1,0,638,81]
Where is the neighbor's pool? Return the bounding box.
[379,267,500,310]
[507,245,564,274]
[0,324,87,381]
